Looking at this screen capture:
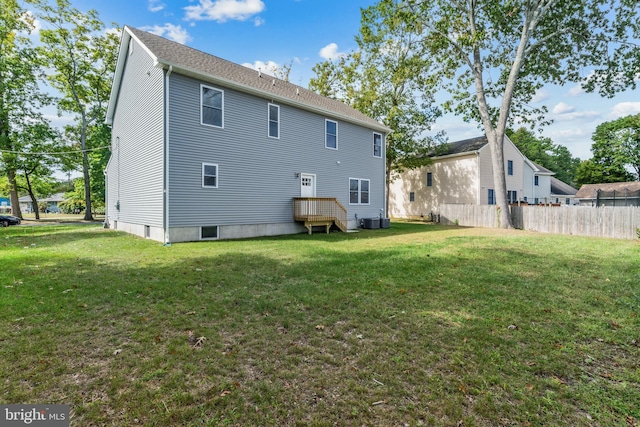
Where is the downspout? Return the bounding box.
[164,65,173,246]
[476,151,482,204]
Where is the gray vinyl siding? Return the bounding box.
[167,73,385,227]
[107,38,165,227]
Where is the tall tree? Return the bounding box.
[14,121,61,219]
[591,114,640,180]
[36,0,118,220]
[310,1,442,215]
[0,0,46,218]
[395,0,640,227]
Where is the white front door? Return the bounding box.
[300,173,316,197]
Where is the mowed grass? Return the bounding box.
[0,222,638,426]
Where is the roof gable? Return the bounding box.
[106,26,389,133]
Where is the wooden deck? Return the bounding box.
[293,198,347,234]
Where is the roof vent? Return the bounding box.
[272,79,275,86]
[296,88,300,96]
[258,68,262,78]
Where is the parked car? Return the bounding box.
[0,215,21,227]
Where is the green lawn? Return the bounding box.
[1,222,638,426]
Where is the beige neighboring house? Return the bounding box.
[575,181,640,207]
[388,135,557,219]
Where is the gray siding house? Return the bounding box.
[105,26,388,243]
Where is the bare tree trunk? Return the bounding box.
[80,119,93,221]
[25,172,40,220]
[7,169,23,218]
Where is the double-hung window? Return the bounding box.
[373,132,382,158]
[488,189,495,205]
[325,119,338,149]
[201,85,223,128]
[426,172,433,187]
[534,176,539,186]
[202,163,218,188]
[349,178,370,205]
[268,103,280,138]
[507,160,513,176]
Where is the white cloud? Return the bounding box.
[141,24,192,44]
[531,89,549,103]
[148,0,166,12]
[241,60,280,77]
[184,0,265,23]
[253,16,265,26]
[553,110,601,122]
[319,43,345,61]
[609,102,640,119]
[552,102,575,114]
[18,11,40,35]
[567,85,585,97]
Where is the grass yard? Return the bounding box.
[1,222,639,426]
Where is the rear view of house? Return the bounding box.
[105,26,388,243]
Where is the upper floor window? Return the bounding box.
[534,176,539,186]
[488,189,495,205]
[507,160,514,176]
[373,132,382,158]
[325,119,338,150]
[349,178,370,205]
[426,172,433,187]
[202,163,218,188]
[201,85,224,128]
[268,103,280,138]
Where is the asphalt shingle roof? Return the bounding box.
[123,26,388,132]
[550,177,578,195]
[575,181,640,199]
[433,136,489,156]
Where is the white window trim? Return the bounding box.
[202,162,219,188]
[200,226,219,240]
[373,132,383,158]
[268,103,280,139]
[349,177,371,206]
[325,119,338,150]
[200,84,224,128]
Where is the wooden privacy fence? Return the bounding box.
[438,204,640,240]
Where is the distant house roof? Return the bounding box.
[433,136,489,157]
[106,26,390,133]
[531,162,554,175]
[575,181,640,199]
[550,177,578,196]
[18,192,65,203]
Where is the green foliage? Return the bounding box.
[309,1,443,188]
[394,0,640,227]
[34,0,119,219]
[591,114,640,181]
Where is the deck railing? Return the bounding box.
[293,197,347,232]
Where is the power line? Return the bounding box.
[0,145,110,156]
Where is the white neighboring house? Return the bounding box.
[18,192,65,213]
[388,135,559,219]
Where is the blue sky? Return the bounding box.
[37,0,640,161]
